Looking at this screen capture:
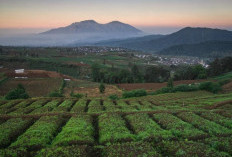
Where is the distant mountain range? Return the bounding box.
[43,20,142,35]
[1,20,232,57]
[97,27,232,54]
[27,20,144,46]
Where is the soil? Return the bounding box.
[117,80,207,91]
[67,85,122,98]
[0,68,73,80]
[0,78,62,97]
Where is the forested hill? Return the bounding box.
[157,41,232,57]
[97,27,232,53]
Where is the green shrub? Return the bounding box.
[99,82,105,93]
[122,89,147,98]
[0,77,8,86]
[5,84,29,100]
[173,84,199,92]
[155,84,199,95]
[108,94,119,100]
[70,92,84,99]
[155,87,174,95]
[48,91,63,97]
[59,80,66,94]
[199,81,222,93]
[218,79,231,86]
[167,78,174,88]
[148,91,156,95]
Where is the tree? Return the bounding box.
[131,64,143,83]
[208,58,222,76]
[167,78,174,88]
[91,63,101,82]
[145,66,170,83]
[99,81,105,93]
[207,57,232,77]
[5,84,29,100]
[193,64,207,79]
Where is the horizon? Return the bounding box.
[0,21,232,36]
[1,0,232,35]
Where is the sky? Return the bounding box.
[0,0,232,34]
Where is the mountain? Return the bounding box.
[42,20,142,35]
[37,20,144,46]
[158,41,232,57]
[97,27,232,52]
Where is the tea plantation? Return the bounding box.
[0,91,232,157]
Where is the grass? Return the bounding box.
[213,72,232,81]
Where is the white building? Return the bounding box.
[15,69,24,74]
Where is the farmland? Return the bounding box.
[0,68,122,98]
[117,79,208,91]
[0,90,231,156]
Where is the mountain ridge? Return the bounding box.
[158,40,232,57]
[42,20,143,35]
[96,27,232,52]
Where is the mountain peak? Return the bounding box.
[42,20,143,35]
[81,20,98,23]
[108,21,124,24]
[71,20,98,25]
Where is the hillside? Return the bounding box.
[97,27,232,53]
[95,34,164,49]
[158,41,232,57]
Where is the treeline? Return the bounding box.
[207,57,232,76]
[159,41,232,58]
[170,57,232,80]
[92,56,232,84]
[91,63,170,84]
[173,64,207,80]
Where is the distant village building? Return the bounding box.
[64,79,71,81]
[15,69,24,73]
[15,77,28,79]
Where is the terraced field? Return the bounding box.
[0,91,232,157]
